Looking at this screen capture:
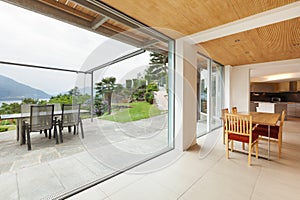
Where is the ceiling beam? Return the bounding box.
[91,15,109,30]
[37,0,94,21]
[72,0,140,28]
[2,0,151,49]
[141,39,160,49]
[72,0,171,42]
[2,0,91,28]
[189,1,300,43]
[95,26,143,47]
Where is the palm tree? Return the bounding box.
[95,77,116,115]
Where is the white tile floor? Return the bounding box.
[69,119,300,200]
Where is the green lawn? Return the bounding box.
[100,102,162,123]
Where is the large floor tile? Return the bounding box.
[181,170,255,200]
[109,177,180,200]
[68,185,107,200]
[252,169,300,200]
[98,173,145,196]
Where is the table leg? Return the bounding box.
[17,119,25,145]
[19,119,27,145]
[16,119,20,142]
[268,125,270,160]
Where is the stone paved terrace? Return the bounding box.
[0,114,169,200]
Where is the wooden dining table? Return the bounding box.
[242,112,281,160]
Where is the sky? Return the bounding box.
[0,1,150,95]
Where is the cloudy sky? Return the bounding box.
[0,1,150,95]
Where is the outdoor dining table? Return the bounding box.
[241,112,281,160]
[0,110,89,145]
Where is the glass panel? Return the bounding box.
[197,54,224,137]
[0,1,174,198]
[210,62,223,130]
[197,55,209,137]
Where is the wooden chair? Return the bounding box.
[221,108,229,144]
[231,107,237,114]
[24,105,55,150]
[224,113,259,166]
[253,110,286,158]
[58,104,84,143]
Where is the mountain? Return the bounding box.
[0,75,50,100]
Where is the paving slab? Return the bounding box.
[17,163,63,200]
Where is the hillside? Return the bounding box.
[0,75,50,100]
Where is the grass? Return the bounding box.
[100,101,162,123]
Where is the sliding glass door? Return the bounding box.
[210,61,223,130]
[197,56,210,136]
[197,54,223,137]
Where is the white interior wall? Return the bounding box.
[230,67,250,112]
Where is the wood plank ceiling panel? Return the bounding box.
[101,0,297,37]
[38,0,97,21]
[199,17,300,66]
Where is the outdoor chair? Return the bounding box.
[253,110,286,157]
[224,113,259,166]
[20,104,31,143]
[58,104,84,143]
[23,105,57,150]
[20,104,41,143]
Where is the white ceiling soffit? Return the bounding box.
[245,58,300,82]
[188,1,300,43]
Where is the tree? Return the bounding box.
[68,86,81,96]
[145,52,168,84]
[49,94,72,105]
[95,77,116,115]
[21,98,38,105]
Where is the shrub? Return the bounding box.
[0,127,8,132]
[145,92,154,104]
[0,120,10,125]
[146,83,158,92]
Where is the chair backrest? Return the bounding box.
[221,108,229,121]
[225,113,252,138]
[53,103,62,113]
[21,104,33,118]
[30,105,54,132]
[231,107,237,114]
[61,104,81,127]
[279,110,286,135]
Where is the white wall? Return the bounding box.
[174,38,198,151]
[230,67,250,112]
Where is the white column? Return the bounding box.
[224,65,231,109]
[174,38,198,151]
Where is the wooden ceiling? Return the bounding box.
[101,0,299,66]
[199,17,300,66]
[101,0,296,36]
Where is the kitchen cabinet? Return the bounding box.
[287,103,300,117]
[250,83,277,92]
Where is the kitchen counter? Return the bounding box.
[252,101,287,115]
